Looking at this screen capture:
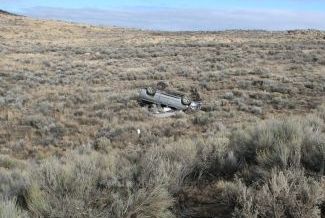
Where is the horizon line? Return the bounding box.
[2,7,325,32]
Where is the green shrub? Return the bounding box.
[0,169,29,207]
[192,111,216,126]
[0,199,28,218]
[26,146,175,217]
[1,110,324,217]
[181,134,240,182]
[27,147,131,217]
[301,115,325,174]
[317,104,325,121]
[138,143,196,192]
[230,115,325,174]
[207,169,325,218]
[0,155,26,170]
[234,169,324,218]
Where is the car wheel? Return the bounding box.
[181,96,191,105]
[146,87,156,96]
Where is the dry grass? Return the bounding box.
[1,107,324,217]
[0,13,324,217]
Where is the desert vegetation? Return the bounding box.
[0,12,325,217]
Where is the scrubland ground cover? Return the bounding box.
[0,12,325,217]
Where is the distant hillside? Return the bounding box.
[0,9,18,16]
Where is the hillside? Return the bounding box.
[0,13,324,217]
[0,9,18,16]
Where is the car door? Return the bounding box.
[158,93,171,107]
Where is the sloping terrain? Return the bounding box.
[0,10,18,16]
[0,13,324,217]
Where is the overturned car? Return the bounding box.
[139,87,202,113]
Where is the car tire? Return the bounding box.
[181,96,191,105]
[146,87,156,96]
